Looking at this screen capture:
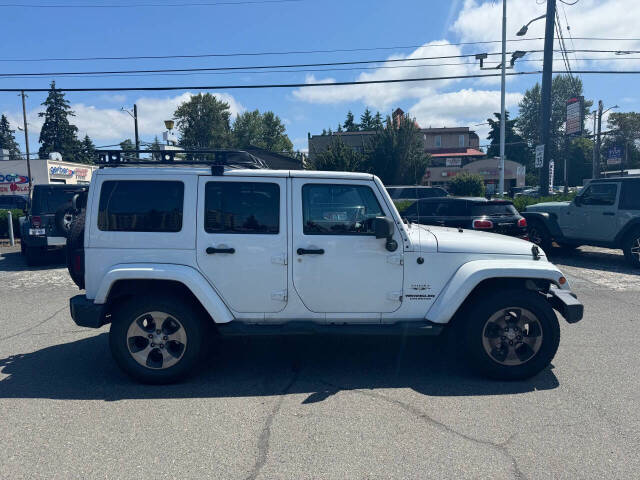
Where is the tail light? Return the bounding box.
[473,219,494,229]
[518,217,527,228]
[31,215,41,228]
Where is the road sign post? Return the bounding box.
[535,144,545,168]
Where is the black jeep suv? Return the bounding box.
[20,184,87,265]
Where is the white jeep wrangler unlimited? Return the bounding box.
[67,152,583,384]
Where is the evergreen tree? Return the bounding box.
[0,114,21,160]
[77,134,96,164]
[486,111,531,166]
[336,123,343,132]
[360,108,374,131]
[373,111,384,130]
[147,136,163,160]
[308,136,363,172]
[364,113,430,185]
[343,111,358,132]
[38,81,82,161]
[119,139,135,151]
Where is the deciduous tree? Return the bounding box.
[174,93,232,150]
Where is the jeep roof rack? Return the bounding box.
[95,149,268,175]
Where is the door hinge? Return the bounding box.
[271,290,288,301]
[387,291,403,301]
[387,254,404,265]
[271,254,287,265]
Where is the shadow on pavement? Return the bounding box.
[0,332,559,401]
[550,246,639,276]
[0,249,65,272]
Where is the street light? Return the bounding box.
[516,14,546,36]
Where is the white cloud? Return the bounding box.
[292,41,473,109]
[3,92,244,146]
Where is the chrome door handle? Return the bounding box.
[206,247,235,254]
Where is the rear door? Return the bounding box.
[196,176,288,313]
[291,178,403,314]
[574,182,620,241]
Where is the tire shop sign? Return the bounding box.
[50,165,76,177]
[0,173,30,194]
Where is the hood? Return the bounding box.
[426,226,540,256]
[525,201,571,212]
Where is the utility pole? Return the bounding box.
[538,0,556,196]
[133,104,140,151]
[498,0,507,196]
[591,110,598,179]
[595,100,603,179]
[20,91,33,193]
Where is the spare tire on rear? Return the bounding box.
[66,211,86,289]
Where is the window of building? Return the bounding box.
[302,184,383,235]
[204,181,279,234]
[98,180,184,232]
[434,135,442,147]
[459,134,465,147]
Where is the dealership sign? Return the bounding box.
[50,165,75,177]
[566,96,584,136]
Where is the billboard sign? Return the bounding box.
[566,96,584,136]
[607,145,624,165]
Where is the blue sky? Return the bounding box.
[1,0,638,155]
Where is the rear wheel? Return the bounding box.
[527,221,552,253]
[66,211,85,289]
[463,289,560,380]
[622,228,640,268]
[109,295,207,384]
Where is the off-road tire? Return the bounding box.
[622,227,640,268]
[66,211,85,289]
[109,295,207,384]
[55,206,76,236]
[463,289,560,380]
[527,220,552,253]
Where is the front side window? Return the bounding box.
[580,183,618,206]
[205,181,279,234]
[98,180,184,232]
[302,184,383,235]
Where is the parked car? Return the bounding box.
[20,184,87,265]
[402,197,528,239]
[0,195,28,211]
[523,177,640,267]
[386,185,448,201]
[66,155,582,384]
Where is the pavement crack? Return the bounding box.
[319,379,526,480]
[244,365,300,480]
[0,305,67,342]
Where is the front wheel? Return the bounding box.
[463,289,560,380]
[622,228,640,268]
[109,296,207,384]
[527,221,552,253]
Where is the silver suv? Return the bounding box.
[523,177,640,266]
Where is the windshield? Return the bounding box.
[31,188,80,215]
[470,203,518,216]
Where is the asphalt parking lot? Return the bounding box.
[0,245,638,479]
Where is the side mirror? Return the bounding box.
[374,216,393,239]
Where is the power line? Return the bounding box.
[0,0,302,7]
[0,38,549,63]
[0,50,539,77]
[1,69,639,93]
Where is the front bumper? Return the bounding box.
[70,295,107,328]
[548,286,583,324]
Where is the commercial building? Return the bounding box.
[0,154,97,197]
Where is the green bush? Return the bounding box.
[0,209,23,239]
[393,200,414,214]
[449,173,485,197]
[512,193,576,212]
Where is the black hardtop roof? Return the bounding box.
[33,183,87,190]
[592,176,640,183]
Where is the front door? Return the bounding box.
[196,176,287,313]
[291,178,403,313]
[579,182,620,242]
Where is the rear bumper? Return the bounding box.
[548,286,583,324]
[70,295,107,328]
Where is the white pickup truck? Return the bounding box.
[67,152,583,384]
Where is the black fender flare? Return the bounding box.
[614,218,640,246]
[521,211,563,238]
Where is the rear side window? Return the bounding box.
[435,201,467,216]
[470,203,518,216]
[302,184,383,235]
[580,183,618,206]
[204,181,279,234]
[416,187,447,199]
[619,181,640,210]
[98,180,184,232]
[411,200,439,217]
